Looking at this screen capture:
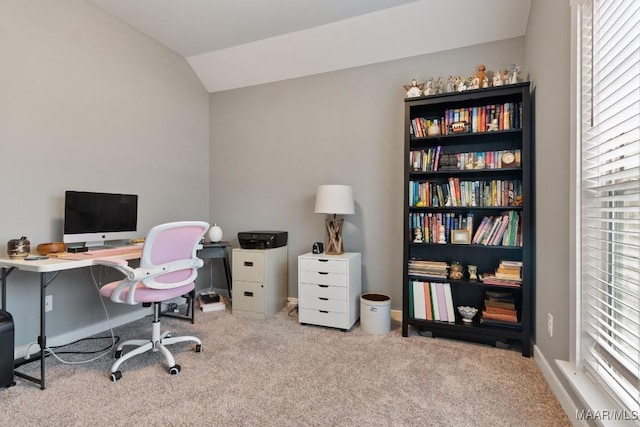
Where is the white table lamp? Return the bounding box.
[314,185,355,255]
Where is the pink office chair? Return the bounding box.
[94,221,209,382]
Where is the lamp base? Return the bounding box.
[325,217,344,255]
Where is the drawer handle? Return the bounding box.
[318,272,329,275]
[319,297,329,301]
[244,261,253,267]
[244,291,254,297]
[319,310,329,314]
[318,285,329,288]
[318,259,329,263]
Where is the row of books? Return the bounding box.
[409,148,522,172]
[409,102,523,138]
[471,211,522,247]
[408,259,448,279]
[479,260,523,287]
[481,290,520,327]
[409,178,522,208]
[408,280,456,322]
[410,212,474,244]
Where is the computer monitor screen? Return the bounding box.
[63,191,138,248]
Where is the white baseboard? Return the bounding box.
[391,309,402,322]
[14,307,151,360]
[534,345,586,426]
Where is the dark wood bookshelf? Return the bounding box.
[402,82,533,357]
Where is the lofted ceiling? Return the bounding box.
[87,0,531,93]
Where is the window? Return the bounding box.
[578,0,640,413]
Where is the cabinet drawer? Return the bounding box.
[299,295,347,313]
[300,270,346,286]
[299,308,349,329]
[299,258,346,274]
[299,283,347,300]
[233,251,265,282]
[233,280,264,314]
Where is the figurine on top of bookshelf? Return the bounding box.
[470,75,480,90]
[436,77,445,94]
[482,75,490,88]
[413,227,424,243]
[404,79,424,98]
[476,64,487,86]
[493,70,504,87]
[509,64,520,84]
[423,77,436,96]
[456,76,467,91]
[446,76,455,93]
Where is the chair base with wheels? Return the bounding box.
[108,302,203,382]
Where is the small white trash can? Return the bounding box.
[360,293,391,335]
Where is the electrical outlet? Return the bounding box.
[547,312,553,337]
[45,295,53,312]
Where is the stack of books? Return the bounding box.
[198,290,226,313]
[479,260,522,287]
[408,260,448,279]
[408,280,455,323]
[481,290,520,328]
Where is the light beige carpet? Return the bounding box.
[1,305,571,426]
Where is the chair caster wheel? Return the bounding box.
[195,344,202,353]
[169,365,181,375]
[110,371,122,382]
[114,350,123,359]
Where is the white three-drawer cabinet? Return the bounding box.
[298,252,361,331]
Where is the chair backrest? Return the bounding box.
[138,221,209,290]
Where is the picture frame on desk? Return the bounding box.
[451,229,471,244]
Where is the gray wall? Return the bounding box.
[210,37,526,308]
[526,0,578,405]
[0,0,210,346]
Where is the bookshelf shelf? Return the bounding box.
[402,82,533,356]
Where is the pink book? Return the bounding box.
[436,282,448,321]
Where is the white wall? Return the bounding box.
[210,37,527,306]
[0,0,210,346]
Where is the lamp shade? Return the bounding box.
[314,185,355,215]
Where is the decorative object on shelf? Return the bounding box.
[413,227,423,243]
[423,77,436,96]
[476,65,487,86]
[403,79,424,98]
[468,265,478,281]
[427,119,441,136]
[509,64,520,84]
[312,241,324,254]
[449,261,464,280]
[208,223,223,242]
[36,242,66,255]
[501,151,517,168]
[7,236,30,259]
[438,152,459,170]
[457,306,478,323]
[314,185,355,255]
[449,121,470,134]
[493,70,503,87]
[451,230,471,245]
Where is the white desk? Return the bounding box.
[0,251,141,389]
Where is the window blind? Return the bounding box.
[579,0,640,413]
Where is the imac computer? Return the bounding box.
[63,191,139,248]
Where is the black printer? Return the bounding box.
[238,231,288,249]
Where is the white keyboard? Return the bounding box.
[86,245,142,257]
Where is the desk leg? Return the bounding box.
[38,272,46,389]
[222,248,232,300]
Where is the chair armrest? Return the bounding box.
[93,258,137,280]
